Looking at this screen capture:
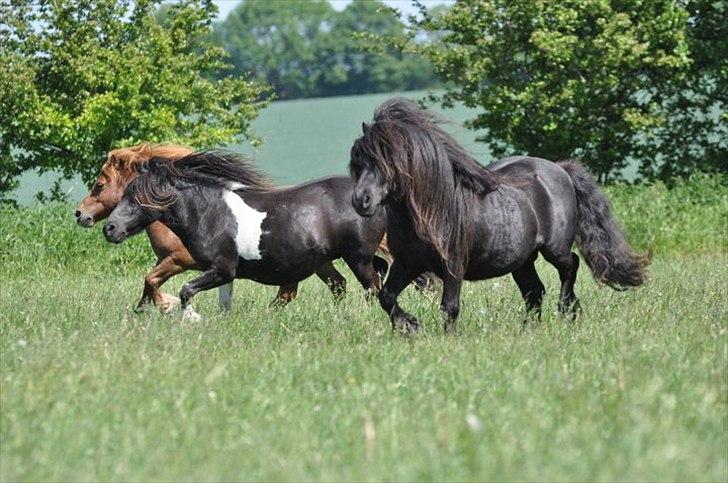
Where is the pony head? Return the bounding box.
[75,143,192,227]
[349,98,499,268]
[103,150,271,244]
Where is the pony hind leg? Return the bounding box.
[343,254,383,296]
[543,251,581,318]
[511,255,546,323]
[315,262,347,299]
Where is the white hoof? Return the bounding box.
[182,305,202,322]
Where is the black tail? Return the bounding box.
[559,161,650,289]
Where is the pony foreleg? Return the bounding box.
[378,260,419,333]
[440,274,463,333]
[218,282,234,311]
[179,268,234,320]
[138,256,186,313]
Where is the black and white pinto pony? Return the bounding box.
[103,151,387,316]
[350,98,649,333]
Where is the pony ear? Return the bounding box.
[362,122,370,134]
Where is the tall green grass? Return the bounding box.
[0,174,726,481]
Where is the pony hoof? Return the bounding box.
[392,313,420,334]
[134,302,150,314]
[159,294,181,314]
[269,297,290,308]
[182,306,202,322]
[443,321,457,333]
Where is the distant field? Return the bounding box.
[1,175,725,481]
[12,90,483,205]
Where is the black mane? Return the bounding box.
[351,97,500,269]
[128,150,273,210]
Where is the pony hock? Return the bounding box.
[350,98,649,333]
[105,151,388,315]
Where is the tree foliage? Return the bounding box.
[0,0,270,201]
[393,0,724,181]
[212,0,437,100]
[634,0,727,179]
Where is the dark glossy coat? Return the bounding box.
[104,152,386,313]
[350,98,648,333]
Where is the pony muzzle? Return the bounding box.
[75,210,95,228]
[103,222,126,243]
[352,192,375,217]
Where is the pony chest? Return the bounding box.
[222,191,268,260]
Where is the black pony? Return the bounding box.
[350,98,649,332]
[103,151,387,315]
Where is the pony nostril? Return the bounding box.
[75,210,81,218]
[362,194,371,207]
[106,223,115,233]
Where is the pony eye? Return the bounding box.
[93,183,104,193]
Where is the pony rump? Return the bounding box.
[352,98,499,272]
[127,150,273,211]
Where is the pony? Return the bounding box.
[349,98,649,333]
[75,144,353,311]
[102,151,387,315]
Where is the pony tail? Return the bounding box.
[559,161,650,289]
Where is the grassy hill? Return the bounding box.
[11,91,484,205]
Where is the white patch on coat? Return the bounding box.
[223,191,267,260]
[227,182,248,190]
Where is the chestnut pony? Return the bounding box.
[76,144,355,311]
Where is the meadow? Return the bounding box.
[1,175,726,481]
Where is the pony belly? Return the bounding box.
[464,262,522,281]
[234,257,319,286]
[465,240,539,280]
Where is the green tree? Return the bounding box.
[212,0,437,99]
[0,0,270,201]
[635,0,727,179]
[213,0,335,99]
[396,0,695,181]
[322,0,436,96]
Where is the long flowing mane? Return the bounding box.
[351,98,500,272]
[128,150,273,210]
[101,143,194,180]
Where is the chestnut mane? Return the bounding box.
[100,143,194,181]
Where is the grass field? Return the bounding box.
[1,176,727,481]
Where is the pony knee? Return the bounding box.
[527,284,545,304]
[378,287,396,313]
[179,285,194,306]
